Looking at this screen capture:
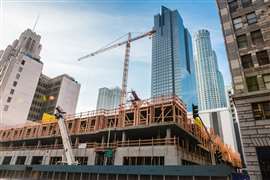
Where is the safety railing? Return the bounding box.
[0,137,178,151]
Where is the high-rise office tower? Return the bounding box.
[217,70,227,107]
[0,29,43,125]
[194,29,227,110]
[217,0,270,179]
[96,87,121,110]
[27,74,80,121]
[151,6,197,111]
[0,29,81,125]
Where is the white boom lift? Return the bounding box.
[55,106,78,165]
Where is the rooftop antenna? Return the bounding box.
[32,14,40,32]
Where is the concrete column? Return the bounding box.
[75,137,79,147]
[122,132,126,143]
[10,156,16,165]
[37,140,41,148]
[54,138,59,147]
[25,156,32,165]
[42,154,50,165]
[101,135,105,145]
[87,149,95,165]
[166,128,171,139]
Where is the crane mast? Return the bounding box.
[120,33,131,110]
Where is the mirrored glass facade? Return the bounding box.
[151,6,197,111]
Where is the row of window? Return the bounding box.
[241,50,270,69]
[3,60,25,111]
[237,29,264,49]
[246,74,270,92]
[228,0,252,13]
[233,12,257,30]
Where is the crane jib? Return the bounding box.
[78,30,156,61]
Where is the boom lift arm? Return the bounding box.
[55,106,77,165]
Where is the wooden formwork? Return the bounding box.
[0,96,191,142]
[0,95,242,168]
[0,95,211,158]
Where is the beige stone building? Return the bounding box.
[216,0,270,179]
[0,29,43,126]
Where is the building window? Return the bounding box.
[228,0,238,13]
[2,156,12,165]
[233,17,243,30]
[256,50,270,66]
[237,34,248,49]
[10,89,15,95]
[21,60,25,65]
[13,81,18,87]
[7,97,12,103]
[18,67,23,72]
[3,105,9,111]
[241,54,253,69]
[252,101,270,120]
[251,30,264,45]
[247,12,257,24]
[263,74,270,90]
[16,73,20,80]
[246,76,259,92]
[241,0,252,8]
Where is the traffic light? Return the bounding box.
[192,104,199,118]
[215,150,223,164]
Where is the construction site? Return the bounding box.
[0,95,242,179]
[0,25,244,180]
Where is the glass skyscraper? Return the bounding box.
[194,29,227,110]
[151,6,197,111]
[96,87,121,110]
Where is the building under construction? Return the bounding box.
[0,96,241,178]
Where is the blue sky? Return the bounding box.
[0,0,231,112]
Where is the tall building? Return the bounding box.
[96,87,121,110]
[226,86,245,167]
[0,29,43,125]
[0,29,80,125]
[27,74,80,121]
[151,6,197,111]
[218,70,227,107]
[217,0,270,179]
[194,29,227,110]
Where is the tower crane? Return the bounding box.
[78,30,155,124]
